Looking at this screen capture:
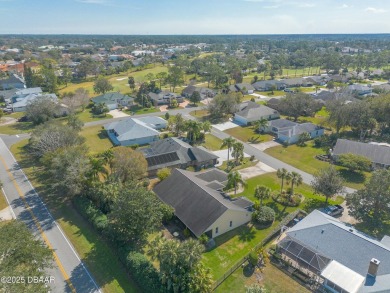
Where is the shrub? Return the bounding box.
[250,155,255,161]
[73,197,108,232]
[253,206,275,225]
[272,193,302,207]
[160,203,174,223]
[157,168,171,181]
[248,252,258,266]
[199,234,209,245]
[142,178,150,188]
[126,252,163,293]
[183,228,191,238]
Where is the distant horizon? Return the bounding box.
[1,1,390,35]
[1,33,390,36]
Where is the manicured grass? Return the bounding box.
[215,262,310,293]
[224,126,274,143]
[124,105,159,115]
[203,171,343,281]
[201,133,225,151]
[0,190,8,210]
[77,110,113,123]
[264,142,369,189]
[80,125,114,154]
[189,109,209,119]
[10,139,139,293]
[0,121,34,135]
[218,158,258,173]
[258,90,286,97]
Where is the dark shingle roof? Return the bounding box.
[92,92,133,105]
[153,169,251,237]
[333,139,390,166]
[269,119,298,129]
[141,138,217,171]
[235,102,279,120]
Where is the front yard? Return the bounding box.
[264,142,369,189]
[80,125,114,154]
[200,133,225,151]
[224,126,274,143]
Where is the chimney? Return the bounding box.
[368,258,380,278]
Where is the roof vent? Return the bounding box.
[349,229,354,233]
[321,229,325,234]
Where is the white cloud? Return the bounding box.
[339,4,349,9]
[298,3,315,8]
[264,5,280,9]
[365,7,387,14]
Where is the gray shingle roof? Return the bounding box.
[141,138,218,171]
[92,92,134,105]
[153,168,252,237]
[104,118,160,142]
[268,119,298,129]
[235,103,279,120]
[333,139,390,166]
[286,210,390,278]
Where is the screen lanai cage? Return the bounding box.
[278,235,331,276]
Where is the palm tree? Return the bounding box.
[185,120,202,143]
[253,118,269,133]
[227,171,246,195]
[232,141,244,166]
[202,121,211,133]
[289,171,303,199]
[254,185,271,207]
[276,168,290,195]
[221,137,236,166]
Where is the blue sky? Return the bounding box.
[1,0,390,34]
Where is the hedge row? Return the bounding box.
[73,197,164,293]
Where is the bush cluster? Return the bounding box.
[73,197,108,232]
[252,206,275,225]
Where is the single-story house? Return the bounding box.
[331,139,390,169]
[154,168,253,238]
[305,75,330,86]
[373,83,390,93]
[92,92,134,110]
[12,93,60,112]
[281,78,306,88]
[148,91,184,106]
[329,75,349,84]
[234,101,280,125]
[104,117,167,146]
[265,119,324,145]
[0,74,25,90]
[141,137,218,175]
[278,210,390,293]
[182,85,216,100]
[234,83,255,94]
[252,80,286,91]
[346,84,372,96]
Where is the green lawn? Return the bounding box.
[77,110,113,123]
[280,107,330,127]
[203,171,343,281]
[189,109,209,120]
[200,133,225,151]
[265,142,369,189]
[80,125,114,154]
[224,126,274,143]
[10,140,139,293]
[215,262,310,293]
[0,121,34,135]
[125,105,160,115]
[218,158,258,173]
[0,190,8,210]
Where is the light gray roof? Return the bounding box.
[136,116,167,128]
[235,83,255,91]
[104,118,160,142]
[15,87,42,96]
[235,102,279,120]
[153,168,252,237]
[268,119,298,129]
[286,210,390,279]
[333,139,390,166]
[92,92,134,105]
[12,93,58,109]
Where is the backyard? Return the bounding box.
[264,142,369,189]
[224,126,274,144]
[202,172,343,282]
[80,125,114,154]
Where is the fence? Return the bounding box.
[212,209,307,291]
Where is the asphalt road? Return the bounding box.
[210,127,356,195]
[0,138,101,293]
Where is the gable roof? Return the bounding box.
[12,93,58,109]
[268,118,298,129]
[333,139,390,166]
[286,210,390,278]
[153,168,252,237]
[235,83,255,91]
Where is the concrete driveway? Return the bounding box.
[212,149,250,166]
[251,141,281,151]
[238,161,276,180]
[108,109,130,118]
[212,121,240,131]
